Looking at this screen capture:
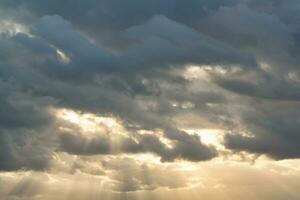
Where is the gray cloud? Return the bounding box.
[224,100,300,159]
[0,79,54,171]
[0,128,52,171]
[58,130,217,162]
[214,70,300,101]
[1,0,300,173]
[27,14,256,81]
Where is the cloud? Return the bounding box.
[0,0,300,174]
[0,79,54,171]
[1,3,300,200]
[101,157,189,192]
[214,70,300,101]
[58,124,217,162]
[26,14,256,81]
[224,100,300,159]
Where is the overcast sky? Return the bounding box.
[1,0,300,199]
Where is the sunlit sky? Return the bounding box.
[1,1,300,200]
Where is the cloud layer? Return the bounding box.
[1,1,300,198]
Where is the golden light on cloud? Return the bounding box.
[184,129,225,150]
[2,109,300,199]
[56,108,119,129]
[2,1,300,199]
[55,108,125,136]
[2,157,300,200]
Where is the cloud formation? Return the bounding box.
[1,3,300,198]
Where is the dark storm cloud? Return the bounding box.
[0,79,54,171]
[28,14,256,80]
[0,132,51,171]
[1,0,300,172]
[214,70,300,101]
[224,100,300,159]
[0,26,220,167]
[59,130,217,162]
[193,0,300,159]
[0,0,239,31]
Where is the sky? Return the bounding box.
[1,0,300,199]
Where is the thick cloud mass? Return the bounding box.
[1,0,300,175]
[59,131,217,162]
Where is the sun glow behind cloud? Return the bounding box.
[56,108,122,133]
[1,0,300,199]
[1,107,300,200]
[53,108,299,199]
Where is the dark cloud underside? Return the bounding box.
[0,0,300,172]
